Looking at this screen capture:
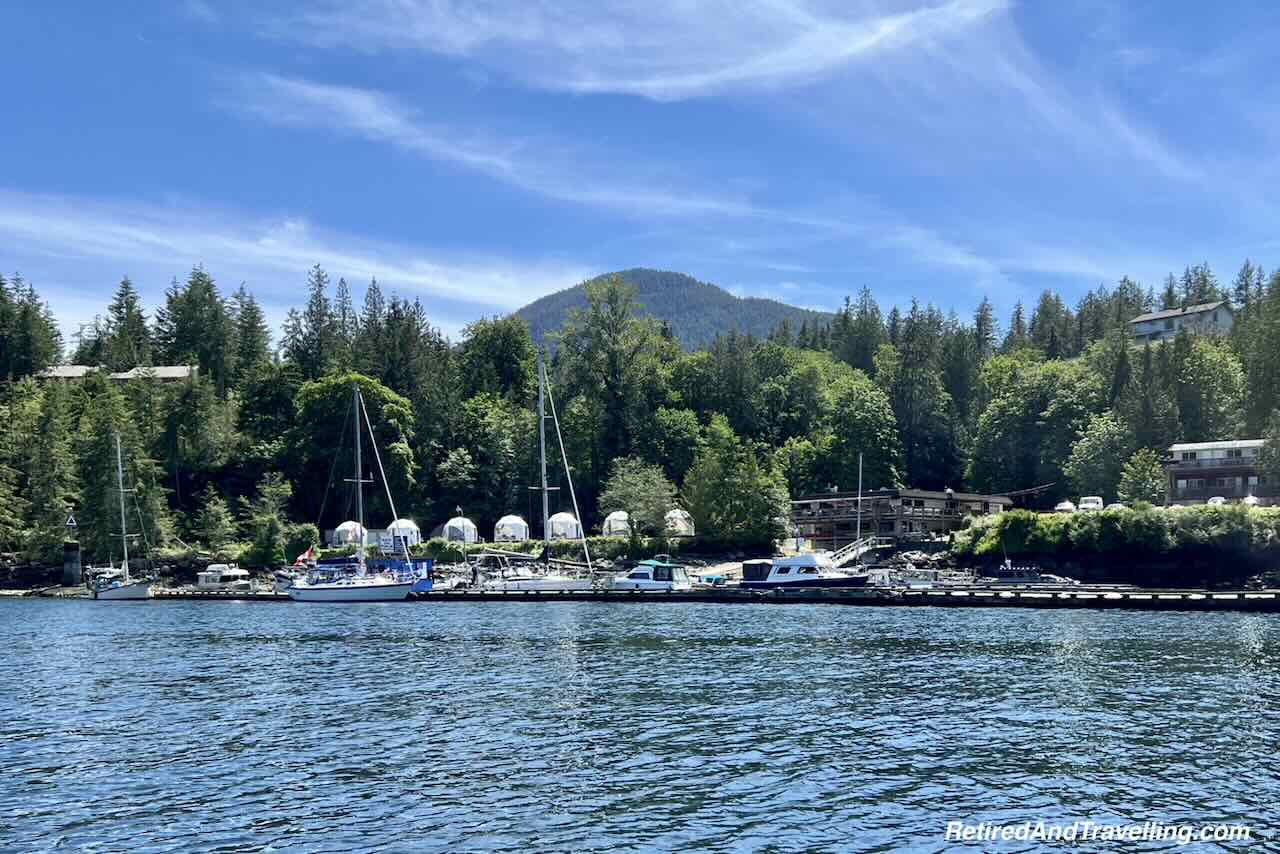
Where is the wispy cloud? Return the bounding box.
[0,189,594,339]
[274,0,1007,100]
[223,72,759,218]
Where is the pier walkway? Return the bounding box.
[135,585,1280,612]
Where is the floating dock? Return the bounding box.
[137,585,1280,612]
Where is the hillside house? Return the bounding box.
[1166,440,1276,506]
[791,488,1012,549]
[1129,301,1232,343]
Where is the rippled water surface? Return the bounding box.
[2,600,1277,852]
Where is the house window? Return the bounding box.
[1176,479,1187,491]
[1164,319,1174,330]
[1249,476,1259,487]
[1181,451,1197,461]
[1228,448,1243,459]
[1213,311,1219,322]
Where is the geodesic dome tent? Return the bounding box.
[387,518,422,546]
[602,510,631,537]
[665,508,695,537]
[547,511,582,541]
[333,520,367,546]
[442,516,479,544]
[494,514,529,542]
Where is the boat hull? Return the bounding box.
[94,580,153,600]
[481,578,594,592]
[287,581,413,602]
[740,576,870,591]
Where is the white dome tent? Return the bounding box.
[494,514,529,542]
[442,516,479,544]
[333,520,367,546]
[547,511,582,541]
[602,510,631,537]
[386,518,421,549]
[665,508,695,538]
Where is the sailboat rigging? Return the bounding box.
[92,434,154,600]
[287,384,416,602]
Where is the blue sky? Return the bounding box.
[4,1,1279,343]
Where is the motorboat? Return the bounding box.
[608,558,692,591]
[92,434,153,601]
[738,553,869,590]
[196,563,252,592]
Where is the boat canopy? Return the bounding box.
[602,510,631,537]
[665,508,695,537]
[494,514,529,542]
[442,516,479,544]
[547,511,582,541]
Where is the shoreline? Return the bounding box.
[10,584,1280,613]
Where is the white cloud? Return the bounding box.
[0,189,594,341]
[224,72,759,218]
[275,0,1007,100]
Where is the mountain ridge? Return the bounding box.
[514,268,832,350]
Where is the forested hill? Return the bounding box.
[515,268,832,350]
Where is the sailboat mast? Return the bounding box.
[114,433,130,583]
[538,352,550,549]
[353,384,366,574]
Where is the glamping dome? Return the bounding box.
[602,510,631,537]
[665,508,695,537]
[494,514,529,542]
[387,518,422,547]
[442,516,479,544]
[333,520,366,546]
[547,511,582,541]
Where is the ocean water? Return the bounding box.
[1,599,1275,852]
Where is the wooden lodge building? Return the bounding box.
[791,488,1012,550]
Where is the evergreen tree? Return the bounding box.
[974,297,997,360]
[104,276,151,370]
[1003,302,1029,352]
[230,284,271,384]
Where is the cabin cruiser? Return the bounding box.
[738,553,869,590]
[196,564,252,592]
[608,558,692,591]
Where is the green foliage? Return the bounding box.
[1118,449,1167,505]
[826,372,902,491]
[598,457,676,535]
[683,416,790,549]
[953,505,1280,561]
[1064,413,1135,500]
[193,485,235,551]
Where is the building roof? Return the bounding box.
[793,488,1012,504]
[39,364,196,380]
[1169,439,1264,452]
[1129,301,1228,324]
[40,364,97,378]
[109,365,196,380]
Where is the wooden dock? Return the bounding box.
[104,585,1280,612]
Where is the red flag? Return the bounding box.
[293,546,313,566]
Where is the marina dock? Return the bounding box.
[130,585,1280,612]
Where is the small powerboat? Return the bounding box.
[739,554,869,590]
[608,558,692,591]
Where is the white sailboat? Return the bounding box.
[288,384,414,603]
[481,353,595,593]
[93,434,153,601]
